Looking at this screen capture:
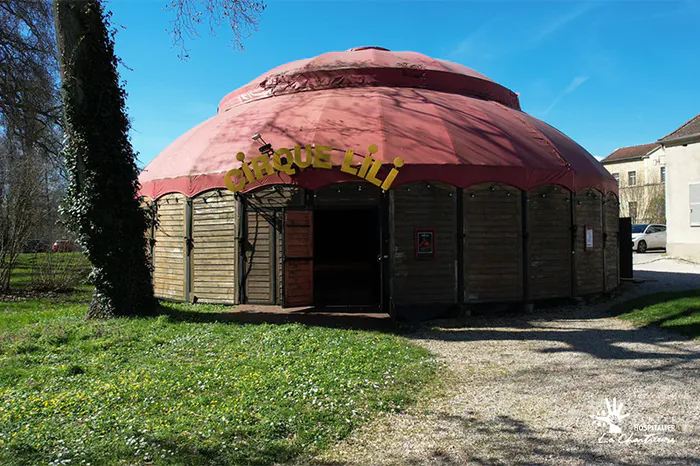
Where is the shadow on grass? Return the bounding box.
[144,433,301,466]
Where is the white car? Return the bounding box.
[631,224,666,253]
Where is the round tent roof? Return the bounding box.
[139,47,616,199]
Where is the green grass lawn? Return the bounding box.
[610,289,700,339]
[0,293,436,465]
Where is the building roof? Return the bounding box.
[217,47,520,112]
[600,143,660,164]
[659,113,700,143]
[139,47,617,199]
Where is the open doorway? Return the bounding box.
[313,209,380,306]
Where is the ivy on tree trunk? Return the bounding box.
[53,0,155,318]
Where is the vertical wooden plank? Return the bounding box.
[184,197,192,303]
[244,209,275,304]
[604,193,620,291]
[463,184,523,303]
[283,210,314,307]
[522,190,529,304]
[570,190,577,298]
[456,188,464,309]
[527,186,572,300]
[271,211,277,305]
[392,182,457,307]
[601,194,607,292]
[277,210,283,305]
[152,193,186,301]
[190,190,236,304]
[574,189,605,296]
[237,194,245,304]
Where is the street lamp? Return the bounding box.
[252,133,286,164]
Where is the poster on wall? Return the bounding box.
[585,226,594,251]
[415,229,436,259]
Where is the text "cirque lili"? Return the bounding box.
[224,144,404,193]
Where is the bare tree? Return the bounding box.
[643,184,666,224]
[0,0,62,156]
[620,183,666,224]
[0,0,63,290]
[164,0,265,59]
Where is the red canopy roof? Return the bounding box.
[139,47,617,199]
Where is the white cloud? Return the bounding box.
[543,76,589,116]
[530,3,597,45]
[449,3,596,60]
[448,21,499,59]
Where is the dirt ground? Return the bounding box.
[295,257,700,466]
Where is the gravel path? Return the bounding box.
[300,257,700,465]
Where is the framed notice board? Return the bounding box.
[415,228,436,259]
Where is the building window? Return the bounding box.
[628,171,637,186]
[661,167,666,184]
[628,201,638,223]
[612,173,619,185]
[690,183,700,227]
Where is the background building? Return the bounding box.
[601,143,666,223]
[659,114,700,262]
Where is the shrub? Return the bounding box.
[29,252,90,292]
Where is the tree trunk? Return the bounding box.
[53,0,155,318]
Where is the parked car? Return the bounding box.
[52,239,76,252]
[22,239,50,253]
[631,224,666,253]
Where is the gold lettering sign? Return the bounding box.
[224,144,404,193]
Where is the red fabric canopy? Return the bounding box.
[139,48,617,199]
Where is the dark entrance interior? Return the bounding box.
[313,209,380,306]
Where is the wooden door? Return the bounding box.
[244,210,275,304]
[284,210,314,307]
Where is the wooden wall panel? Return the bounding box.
[314,183,380,207]
[527,186,572,300]
[604,193,620,291]
[244,210,276,304]
[242,186,304,305]
[575,189,605,295]
[392,183,457,306]
[191,190,236,304]
[153,194,186,301]
[464,184,523,302]
[277,218,283,305]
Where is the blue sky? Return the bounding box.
[107,0,700,168]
